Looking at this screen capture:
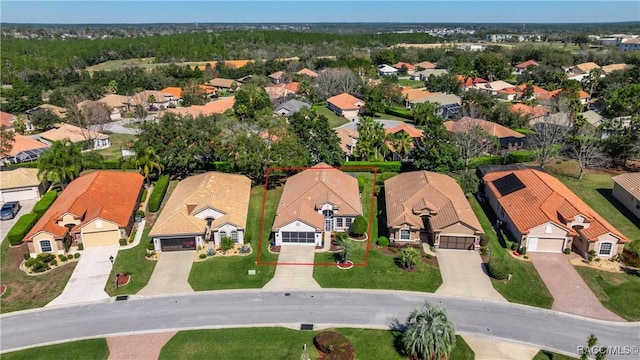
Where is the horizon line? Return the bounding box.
[3,20,640,25]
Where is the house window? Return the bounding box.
[336,218,344,228]
[231,231,238,243]
[545,225,553,234]
[219,231,227,239]
[345,217,353,228]
[40,240,52,253]
[599,242,613,256]
[400,229,410,240]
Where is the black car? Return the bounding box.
[0,201,21,220]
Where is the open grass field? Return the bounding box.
[312,104,350,128]
[574,266,640,321]
[469,195,554,309]
[0,240,76,314]
[159,327,473,360]
[2,339,109,360]
[398,78,425,88]
[96,133,137,160]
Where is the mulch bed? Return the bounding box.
[329,244,343,252]
[0,285,6,296]
[116,274,130,287]
[269,245,281,254]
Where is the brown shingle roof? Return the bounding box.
[385,171,483,233]
[484,169,628,242]
[0,168,42,189]
[601,63,629,74]
[335,128,357,154]
[39,123,109,144]
[296,68,318,77]
[415,61,437,69]
[444,117,525,139]
[149,172,251,237]
[24,171,143,241]
[207,78,237,89]
[612,172,640,200]
[0,111,16,127]
[326,93,364,111]
[272,163,362,231]
[575,62,600,73]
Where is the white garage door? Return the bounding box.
[1,187,38,202]
[528,237,564,253]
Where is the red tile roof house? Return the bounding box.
[393,62,417,74]
[0,111,17,131]
[482,168,629,258]
[385,171,484,250]
[272,163,362,246]
[326,93,365,121]
[384,123,424,161]
[513,59,539,74]
[444,117,526,152]
[456,75,488,90]
[23,171,144,257]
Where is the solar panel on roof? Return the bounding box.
[493,173,526,197]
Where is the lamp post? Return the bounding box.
[109,255,114,265]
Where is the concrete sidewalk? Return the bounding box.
[139,251,195,295]
[263,246,320,290]
[435,250,506,302]
[462,334,540,360]
[47,245,119,307]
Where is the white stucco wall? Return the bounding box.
[214,223,243,246]
[274,220,321,246]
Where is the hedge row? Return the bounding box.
[341,161,402,173]
[148,175,170,213]
[6,160,137,170]
[504,150,537,164]
[32,191,58,218]
[384,107,414,121]
[7,213,39,246]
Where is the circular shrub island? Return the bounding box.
[314,331,354,360]
[0,284,7,296]
[337,260,354,270]
[116,273,130,287]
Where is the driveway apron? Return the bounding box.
[435,249,506,302]
[138,251,195,296]
[528,253,623,321]
[263,246,320,290]
[47,245,120,307]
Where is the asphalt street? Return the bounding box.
[1,289,638,358]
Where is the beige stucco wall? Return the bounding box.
[440,222,477,237]
[57,214,80,227]
[592,233,624,258]
[389,227,421,242]
[31,232,64,256]
[612,183,640,220]
[81,219,121,247]
[528,222,569,239]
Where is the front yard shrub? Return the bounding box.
[459,171,479,194]
[622,243,640,267]
[384,107,414,120]
[213,161,233,173]
[480,247,488,256]
[520,246,526,255]
[58,254,67,261]
[135,209,145,218]
[146,242,155,251]
[73,253,81,259]
[32,190,58,218]
[425,253,433,259]
[119,238,128,246]
[37,253,56,263]
[240,244,251,254]
[30,261,49,273]
[314,331,354,360]
[77,243,84,250]
[221,236,234,252]
[588,250,597,262]
[377,236,389,246]
[49,259,57,266]
[350,215,368,237]
[340,161,401,173]
[479,234,489,247]
[138,188,148,203]
[510,243,517,251]
[6,213,39,246]
[563,248,571,255]
[504,150,537,164]
[148,175,170,212]
[488,257,511,280]
[23,252,31,260]
[357,176,365,193]
[199,253,207,259]
[397,247,420,269]
[206,248,215,257]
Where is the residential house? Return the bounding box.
[444,117,526,152]
[1,133,49,165]
[472,80,514,95]
[264,86,295,102]
[617,38,640,51]
[268,71,286,84]
[580,110,605,127]
[0,168,49,202]
[601,63,629,75]
[23,171,143,257]
[273,99,311,117]
[414,61,437,70]
[335,127,358,161]
[497,84,549,101]
[457,75,488,90]
[296,68,319,78]
[78,94,130,120]
[377,64,399,76]
[165,96,235,118]
[393,62,416,74]
[612,173,640,219]
[206,78,238,91]
[509,103,551,123]
[514,60,539,74]
[482,168,629,257]
[0,111,17,131]
[160,87,183,101]
[326,93,365,120]
[541,89,591,105]
[149,172,251,252]
[384,171,483,249]
[408,93,462,119]
[25,104,67,122]
[569,62,601,75]
[272,163,362,246]
[128,90,174,110]
[402,88,439,109]
[384,123,424,161]
[38,123,110,150]
[236,75,255,84]
[410,68,449,81]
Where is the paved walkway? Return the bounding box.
[435,250,506,302]
[47,245,120,307]
[461,334,540,360]
[107,332,175,360]
[138,251,195,296]
[529,253,624,322]
[263,246,320,290]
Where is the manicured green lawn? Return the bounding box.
[469,195,554,309]
[104,227,157,296]
[398,78,425,88]
[574,266,640,321]
[188,186,281,290]
[0,239,76,313]
[373,112,412,122]
[2,339,109,360]
[312,104,350,128]
[533,349,579,360]
[96,133,137,160]
[159,327,473,360]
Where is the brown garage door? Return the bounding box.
[439,236,475,250]
[536,238,564,252]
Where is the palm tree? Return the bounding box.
[37,140,85,189]
[391,132,414,161]
[580,334,598,360]
[354,117,384,161]
[398,247,420,269]
[403,301,456,360]
[338,237,353,264]
[135,146,163,186]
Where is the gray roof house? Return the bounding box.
[409,93,462,119]
[274,99,312,117]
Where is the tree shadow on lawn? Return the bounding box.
[596,188,640,231]
[475,193,509,249]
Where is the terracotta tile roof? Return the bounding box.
[24,171,143,241]
[335,128,357,154]
[165,97,235,117]
[160,87,183,98]
[281,82,300,93]
[0,168,42,189]
[28,104,67,119]
[601,63,629,74]
[509,103,551,118]
[326,93,365,111]
[6,134,48,157]
[574,62,600,73]
[514,60,539,69]
[402,88,436,102]
[385,123,424,138]
[296,68,318,77]
[385,171,483,233]
[272,163,362,231]
[444,117,525,139]
[484,169,628,242]
[0,111,16,127]
[393,62,416,70]
[414,61,437,69]
[149,172,251,237]
[456,75,488,87]
[612,172,640,200]
[39,123,109,144]
[540,88,590,100]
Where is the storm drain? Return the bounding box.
[301,324,314,331]
[115,295,129,301]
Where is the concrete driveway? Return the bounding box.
[0,199,37,240]
[138,251,194,296]
[528,253,624,321]
[435,249,506,302]
[263,246,320,290]
[47,245,119,307]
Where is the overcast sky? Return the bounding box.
[1,1,639,24]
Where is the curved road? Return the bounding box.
[1,289,638,358]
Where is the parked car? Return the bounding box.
[0,201,21,220]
